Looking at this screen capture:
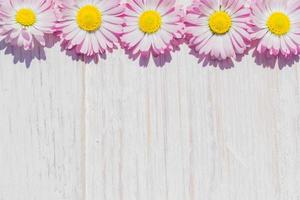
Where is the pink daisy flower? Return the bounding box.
[0,0,56,50]
[55,0,124,58]
[185,0,251,61]
[120,0,184,59]
[251,0,300,57]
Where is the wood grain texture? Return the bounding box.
[85,45,300,200]
[0,43,86,200]
[1,0,300,199]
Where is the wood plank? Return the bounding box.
[0,42,86,200]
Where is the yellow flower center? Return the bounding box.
[139,10,162,34]
[266,12,290,36]
[15,8,36,27]
[76,5,102,32]
[208,11,232,35]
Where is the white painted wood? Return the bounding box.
[85,45,300,200]
[0,0,300,199]
[0,42,86,200]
